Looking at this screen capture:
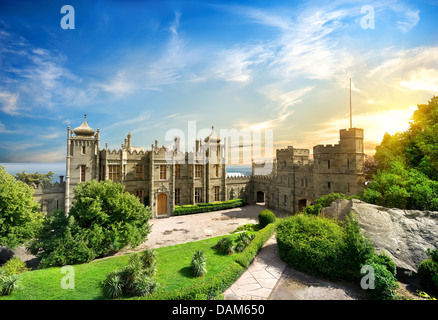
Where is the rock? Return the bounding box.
[320,199,438,273]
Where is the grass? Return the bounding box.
[0,234,240,300]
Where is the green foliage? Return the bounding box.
[303,193,349,215]
[234,222,277,268]
[0,166,45,249]
[191,250,207,277]
[362,260,399,300]
[28,180,152,268]
[418,248,438,293]
[102,249,159,299]
[13,170,54,187]
[258,209,276,228]
[276,214,399,299]
[0,270,18,296]
[140,261,245,300]
[232,223,261,233]
[276,214,347,280]
[365,96,438,210]
[213,237,235,255]
[174,199,245,216]
[1,257,30,276]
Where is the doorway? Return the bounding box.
[157,193,167,216]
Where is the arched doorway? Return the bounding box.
[157,193,167,216]
[256,191,265,203]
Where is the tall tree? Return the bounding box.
[0,166,44,249]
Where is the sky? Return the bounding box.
[0,0,437,163]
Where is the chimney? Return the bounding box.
[196,140,200,152]
[174,136,180,152]
[59,176,64,184]
[155,140,158,149]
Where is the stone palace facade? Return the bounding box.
[33,115,365,218]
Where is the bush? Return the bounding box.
[258,209,276,228]
[276,214,346,279]
[362,260,399,300]
[0,270,18,296]
[174,199,245,216]
[234,222,277,268]
[303,193,348,215]
[418,248,438,293]
[1,257,30,276]
[191,250,207,277]
[213,237,235,255]
[102,249,159,299]
[29,180,152,268]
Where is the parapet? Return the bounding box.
[340,128,364,139]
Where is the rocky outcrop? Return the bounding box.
[320,199,438,273]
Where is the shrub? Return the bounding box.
[1,257,30,276]
[258,209,276,228]
[102,249,159,299]
[29,180,152,268]
[174,199,245,216]
[303,193,347,215]
[191,250,207,277]
[276,214,346,280]
[0,270,18,296]
[362,260,399,300]
[234,222,277,268]
[213,237,235,255]
[418,248,438,293]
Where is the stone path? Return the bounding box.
[223,236,286,300]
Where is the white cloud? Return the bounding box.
[0,91,19,115]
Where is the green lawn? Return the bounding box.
[0,234,240,300]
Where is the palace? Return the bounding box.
[33,115,365,217]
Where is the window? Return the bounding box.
[136,164,143,179]
[215,165,219,177]
[328,181,331,189]
[214,186,220,201]
[347,158,350,170]
[175,188,181,205]
[82,145,86,155]
[108,165,120,181]
[305,178,308,188]
[347,182,350,193]
[136,190,144,203]
[81,165,86,182]
[301,178,304,187]
[160,165,166,180]
[283,195,287,206]
[175,164,181,178]
[328,159,331,169]
[195,165,203,178]
[195,187,202,203]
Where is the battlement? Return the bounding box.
[313,144,341,154]
[340,127,363,139]
[32,181,66,193]
[226,175,251,181]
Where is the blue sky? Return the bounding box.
[0,0,437,162]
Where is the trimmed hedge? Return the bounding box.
[258,209,276,228]
[136,261,245,300]
[234,222,277,268]
[135,219,277,300]
[174,199,246,216]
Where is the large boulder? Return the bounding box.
[320,199,438,273]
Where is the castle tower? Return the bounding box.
[313,128,364,199]
[65,114,100,214]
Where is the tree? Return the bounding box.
[0,166,44,249]
[29,180,152,267]
[363,96,438,210]
[13,170,55,187]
